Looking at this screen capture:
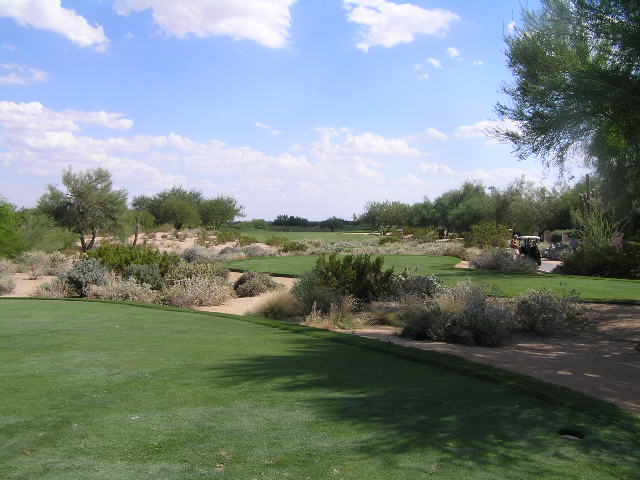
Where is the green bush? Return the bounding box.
[165,261,229,283]
[280,240,307,253]
[124,263,164,289]
[233,271,280,297]
[402,226,439,242]
[555,243,640,279]
[32,277,72,298]
[441,243,469,260]
[470,249,538,273]
[88,244,178,276]
[513,289,586,336]
[394,272,444,299]
[313,253,394,304]
[242,245,271,258]
[464,221,510,248]
[17,212,76,252]
[214,231,241,245]
[238,235,259,247]
[0,275,15,294]
[291,271,342,314]
[378,235,402,245]
[65,258,109,297]
[264,235,288,247]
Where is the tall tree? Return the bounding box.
[0,197,26,257]
[38,167,127,251]
[199,196,245,230]
[495,0,640,231]
[132,187,203,226]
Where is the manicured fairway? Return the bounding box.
[224,227,372,243]
[1,299,638,479]
[225,255,640,303]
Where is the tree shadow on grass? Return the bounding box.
[211,335,640,478]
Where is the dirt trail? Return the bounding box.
[344,303,640,416]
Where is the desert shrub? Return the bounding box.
[165,261,229,283]
[544,242,573,260]
[181,245,216,263]
[88,244,178,276]
[280,240,307,253]
[217,246,245,261]
[403,226,438,243]
[400,281,514,347]
[238,235,259,247]
[160,276,234,307]
[17,251,49,279]
[464,221,510,248]
[214,231,241,245]
[17,212,77,253]
[86,276,157,303]
[0,258,15,276]
[233,271,280,297]
[252,290,303,319]
[292,271,343,314]
[555,243,640,279]
[441,243,469,260]
[513,289,586,336]
[124,263,164,289]
[470,249,538,273]
[31,277,72,298]
[378,235,402,245]
[45,251,73,276]
[303,296,360,330]
[0,275,15,294]
[394,271,444,299]
[65,258,109,296]
[264,235,287,247]
[313,253,395,303]
[242,244,272,258]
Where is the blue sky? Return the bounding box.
[0,0,585,220]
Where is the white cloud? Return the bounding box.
[417,72,430,80]
[507,20,516,33]
[425,57,442,68]
[255,121,271,129]
[454,119,519,145]
[114,0,297,48]
[472,60,483,66]
[414,63,423,70]
[344,0,459,52]
[424,127,447,141]
[420,162,532,185]
[446,46,460,58]
[0,0,109,51]
[1,43,17,51]
[312,127,423,157]
[0,63,48,85]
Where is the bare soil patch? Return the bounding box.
[345,303,640,415]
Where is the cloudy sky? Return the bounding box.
[0,0,585,220]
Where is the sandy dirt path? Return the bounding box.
[196,272,296,315]
[342,303,640,415]
[2,273,55,298]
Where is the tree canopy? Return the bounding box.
[199,196,245,230]
[495,0,640,231]
[38,167,127,251]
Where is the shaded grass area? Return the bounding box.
[1,299,639,479]
[221,227,373,243]
[224,255,640,303]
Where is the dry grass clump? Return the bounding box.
[160,276,234,308]
[0,275,16,294]
[470,249,537,273]
[251,290,304,320]
[303,296,365,330]
[32,277,74,298]
[0,258,15,276]
[86,276,157,303]
[17,251,50,279]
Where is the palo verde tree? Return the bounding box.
[495,0,640,232]
[359,201,410,235]
[0,197,26,257]
[38,167,127,252]
[198,196,245,230]
[132,186,203,228]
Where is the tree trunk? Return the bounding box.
[80,231,88,252]
[85,228,98,251]
[132,218,140,246]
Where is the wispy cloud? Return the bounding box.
[0,64,48,86]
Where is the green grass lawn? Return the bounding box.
[1,299,638,479]
[224,255,640,303]
[222,227,373,243]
